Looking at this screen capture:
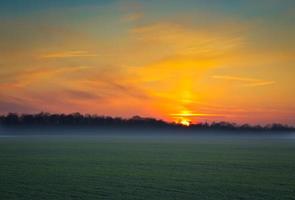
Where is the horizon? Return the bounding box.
[1,112,294,128]
[0,0,294,125]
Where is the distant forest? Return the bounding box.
[0,112,294,132]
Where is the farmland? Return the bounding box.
[0,133,295,200]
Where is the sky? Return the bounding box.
[0,0,294,125]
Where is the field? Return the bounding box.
[0,133,295,200]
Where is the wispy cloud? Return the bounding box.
[41,51,97,59]
[122,12,143,22]
[0,99,37,114]
[212,75,262,82]
[0,66,92,88]
[212,75,275,87]
[64,89,100,100]
[242,81,275,87]
[170,113,224,117]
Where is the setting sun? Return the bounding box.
[179,119,191,126]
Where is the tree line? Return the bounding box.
[0,112,294,132]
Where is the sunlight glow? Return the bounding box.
[170,110,222,117]
[179,118,191,126]
[170,109,224,125]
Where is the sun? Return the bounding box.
[179,118,191,126]
[170,110,194,126]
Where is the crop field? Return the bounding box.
[0,134,295,200]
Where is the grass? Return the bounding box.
[0,134,295,200]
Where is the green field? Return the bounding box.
[0,134,295,200]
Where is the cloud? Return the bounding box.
[64,89,100,100]
[122,13,143,22]
[170,113,225,117]
[0,63,150,115]
[242,81,276,87]
[131,22,244,51]
[0,99,37,114]
[212,75,275,87]
[0,66,92,88]
[77,79,150,100]
[212,75,262,82]
[41,51,97,59]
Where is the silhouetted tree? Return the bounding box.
[0,112,294,132]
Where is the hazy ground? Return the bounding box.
[0,131,295,200]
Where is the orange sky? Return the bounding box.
[0,0,294,125]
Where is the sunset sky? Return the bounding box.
[0,0,294,125]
